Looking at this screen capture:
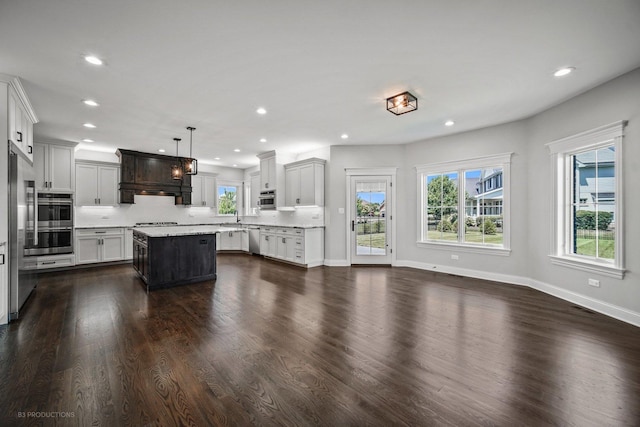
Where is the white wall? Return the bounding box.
[325,145,405,263]
[525,67,640,317]
[325,67,640,325]
[399,120,529,278]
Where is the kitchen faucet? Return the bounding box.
[235,210,241,223]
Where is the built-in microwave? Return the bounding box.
[258,190,276,210]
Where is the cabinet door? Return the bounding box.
[33,143,48,190]
[203,175,216,207]
[276,235,287,259]
[191,175,204,206]
[260,158,270,190]
[102,235,124,262]
[76,237,101,264]
[298,164,316,205]
[260,233,269,255]
[98,166,119,205]
[250,173,260,210]
[76,164,98,206]
[8,90,17,145]
[49,145,73,192]
[241,231,249,252]
[125,229,133,260]
[285,167,300,206]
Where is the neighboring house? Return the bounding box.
[574,147,615,217]
[474,169,504,216]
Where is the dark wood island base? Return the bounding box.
[132,230,217,291]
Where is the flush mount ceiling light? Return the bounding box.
[386,91,417,115]
[184,126,198,175]
[84,55,103,65]
[171,138,183,180]
[554,67,575,77]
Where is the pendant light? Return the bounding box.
[171,138,183,180]
[185,126,198,175]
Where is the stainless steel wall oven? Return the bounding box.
[24,191,74,255]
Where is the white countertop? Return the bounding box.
[134,225,243,237]
[77,223,324,230]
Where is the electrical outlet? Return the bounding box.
[588,278,600,287]
[451,254,459,260]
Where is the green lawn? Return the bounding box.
[427,230,503,245]
[576,238,615,259]
[357,233,386,248]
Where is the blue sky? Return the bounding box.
[357,192,385,204]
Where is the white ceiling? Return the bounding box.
[2,0,640,168]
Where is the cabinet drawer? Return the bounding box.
[293,228,304,236]
[37,254,75,269]
[76,228,124,236]
[294,251,304,263]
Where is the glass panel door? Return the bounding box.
[350,176,391,264]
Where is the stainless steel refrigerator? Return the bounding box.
[8,141,37,321]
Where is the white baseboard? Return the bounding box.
[395,259,640,328]
[528,279,640,328]
[323,258,640,327]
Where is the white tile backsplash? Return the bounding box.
[75,195,324,227]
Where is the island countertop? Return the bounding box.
[134,225,243,238]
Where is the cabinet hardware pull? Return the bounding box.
[17,131,22,142]
[296,198,300,204]
[42,261,56,265]
[95,231,106,234]
[0,254,4,265]
[28,145,32,154]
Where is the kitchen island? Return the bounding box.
[132,225,240,291]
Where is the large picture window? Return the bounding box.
[546,121,625,278]
[417,153,512,253]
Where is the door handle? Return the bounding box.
[351,220,355,232]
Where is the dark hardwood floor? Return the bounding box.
[1,254,639,426]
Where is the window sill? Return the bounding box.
[417,241,511,256]
[548,255,625,279]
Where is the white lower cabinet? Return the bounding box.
[125,228,133,260]
[76,228,125,265]
[218,229,249,251]
[259,227,324,267]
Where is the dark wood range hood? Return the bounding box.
[116,149,192,205]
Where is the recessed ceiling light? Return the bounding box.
[260,138,267,143]
[341,134,349,139]
[445,120,455,127]
[554,67,575,77]
[256,107,267,115]
[83,123,96,128]
[214,157,221,160]
[233,164,238,167]
[234,148,241,152]
[82,138,94,143]
[83,99,99,107]
[84,55,103,66]
[158,149,166,153]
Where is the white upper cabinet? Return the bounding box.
[4,77,37,163]
[76,162,119,206]
[249,171,260,212]
[259,155,277,191]
[34,142,74,192]
[190,174,217,207]
[284,158,325,206]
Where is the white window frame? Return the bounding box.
[216,180,243,216]
[416,152,512,256]
[546,121,626,279]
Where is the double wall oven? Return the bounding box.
[25,190,74,256]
